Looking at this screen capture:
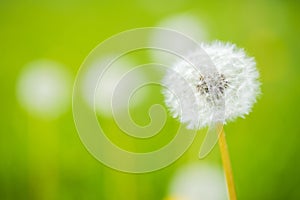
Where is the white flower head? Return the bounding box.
[162,41,261,129]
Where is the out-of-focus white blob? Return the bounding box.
[82,56,149,117]
[16,60,72,119]
[166,163,227,200]
[150,13,209,65]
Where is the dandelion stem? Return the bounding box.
[218,125,237,200]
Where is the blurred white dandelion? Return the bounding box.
[16,60,72,118]
[162,41,261,129]
[150,13,209,65]
[166,163,227,200]
[82,55,149,117]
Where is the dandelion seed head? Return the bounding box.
[162,41,261,129]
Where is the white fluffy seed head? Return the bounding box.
[162,41,261,129]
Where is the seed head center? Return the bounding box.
[196,72,229,103]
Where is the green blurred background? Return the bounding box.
[1,0,300,199]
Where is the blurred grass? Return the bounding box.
[1,0,300,199]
